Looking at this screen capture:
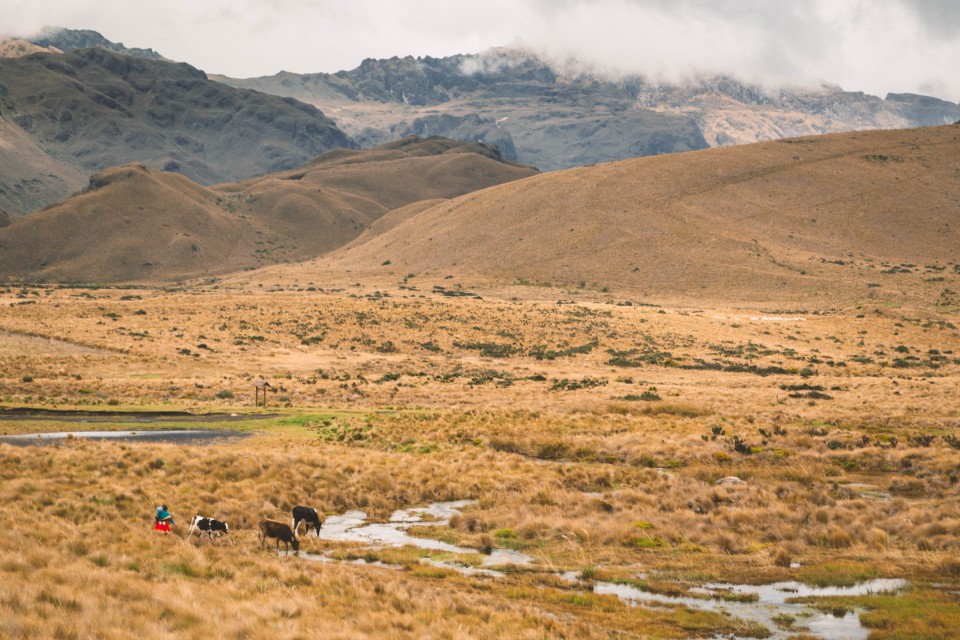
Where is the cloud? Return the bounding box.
[511,0,960,100]
[903,0,960,38]
[2,0,958,101]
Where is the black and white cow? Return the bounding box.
[291,505,323,538]
[187,515,229,538]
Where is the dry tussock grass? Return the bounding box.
[0,284,958,636]
[0,434,782,638]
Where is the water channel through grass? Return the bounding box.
[291,500,908,639]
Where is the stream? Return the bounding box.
[295,500,908,640]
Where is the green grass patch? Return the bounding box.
[163,562,202,578]
[627,535,668,549]
[857,588,960,639]
[796,561,879,587]
[794,587,959,640]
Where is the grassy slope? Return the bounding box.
[0,164,247,282]
[0,123,957,640]
[299,124,960,306]
[0,138,537,283]
[0,114,86,215]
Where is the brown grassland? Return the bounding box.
[1,279,959,639]
[1,119,958,640]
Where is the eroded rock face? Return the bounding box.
[634,76,960,147]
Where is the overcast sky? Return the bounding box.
[4,0,960,101]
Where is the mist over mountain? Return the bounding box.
[220,47,960,170]
[219,50,711,171]
[0,38,61,58]
[29,27,164,61]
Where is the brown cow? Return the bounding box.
[258,518,300,554]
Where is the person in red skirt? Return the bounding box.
[154,505,174,534]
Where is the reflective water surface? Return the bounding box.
[0,429,251,445]
[316,500,533,569]
[293,500,907,639]
[592,578,907,640]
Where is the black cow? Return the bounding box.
[188,515,229,538]
[259,519,300,554]
[292,505,323,538]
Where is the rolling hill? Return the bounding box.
[277,124,960,306]
[0,137,536,283]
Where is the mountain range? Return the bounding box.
[27,27,164,61]
[1,29,957,217]
[217,47,960,171]
[0,41,355,215]
[0,29,957,308]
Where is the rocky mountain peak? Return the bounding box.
[28,28,164,61]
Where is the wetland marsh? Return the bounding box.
[0,283,958,638]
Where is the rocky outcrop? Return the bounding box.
[357,113,518,161]
[29,28,164,60]
[635,77,960,146]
